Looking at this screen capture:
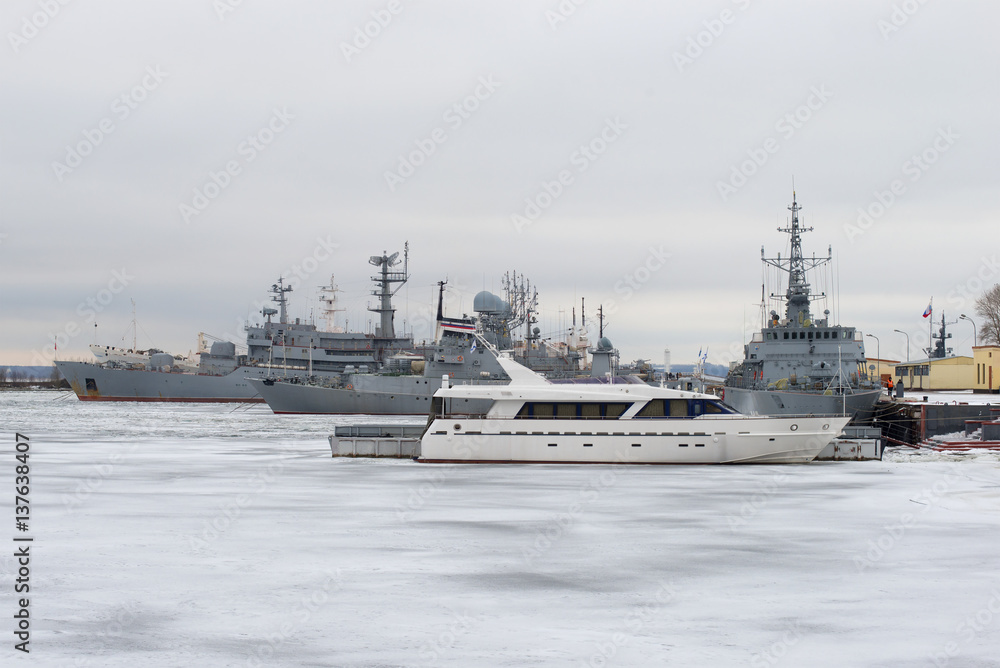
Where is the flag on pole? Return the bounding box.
[922,298,933,319]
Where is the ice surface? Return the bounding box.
[3,391,1000,667]
[895,390,998,406]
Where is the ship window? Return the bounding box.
[783,332,789,340]
[669,399,688,417]
[704,401,734,414]
[604,403,630,418]
[533,403,554,418]
[689,401,704,416]
[556,403,577,419]
[635,400,666,418]
[517,402,631,419]
[808,332,814,340]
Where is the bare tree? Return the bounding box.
[975,284,1000,346]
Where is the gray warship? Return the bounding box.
[55,247,416,402]
[249,274,594,414]
[722,194,882,419]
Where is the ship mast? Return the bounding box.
[268,277,293,325]
[925,312,955,359]
[761,192,831,327]
[368,242,409,339]
[500,271,538,342]
[319,275,344,333]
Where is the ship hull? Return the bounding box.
[419,415,848,464]
[55,361,279,403]
[249,376,493,415]
[721,387,881,421]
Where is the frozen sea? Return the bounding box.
[3,390,1000,668]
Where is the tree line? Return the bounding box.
[0,365,68,389]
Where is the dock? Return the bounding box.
[328,424,423,458]
[815,426,883,461]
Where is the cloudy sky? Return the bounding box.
[3,0,996,368]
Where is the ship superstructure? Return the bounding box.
[251,275,591,414]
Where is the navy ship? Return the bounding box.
[55,247,416,402]
[249,275,592,414]
[722,194,882,420]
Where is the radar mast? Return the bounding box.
[761,192,831,327]
[367,242,409,339]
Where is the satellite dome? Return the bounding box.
[473,291,510,314]
[597,337,613,350]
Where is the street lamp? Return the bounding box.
[865,333,880,388]
[893,329,909,362]
[959,314,977,347]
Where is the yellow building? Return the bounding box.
[972,345,1000,393]
[894,356,974,391]
[866,358,899,386]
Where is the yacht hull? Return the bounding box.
[419,415,848,464]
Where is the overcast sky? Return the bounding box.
[3,0,997,368]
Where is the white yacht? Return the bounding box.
[419,353,849,465]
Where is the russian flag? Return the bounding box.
[922,298,932,319]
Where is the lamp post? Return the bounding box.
[865,333,880,389]
[893,329,909,362]
[959,314,977,348]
